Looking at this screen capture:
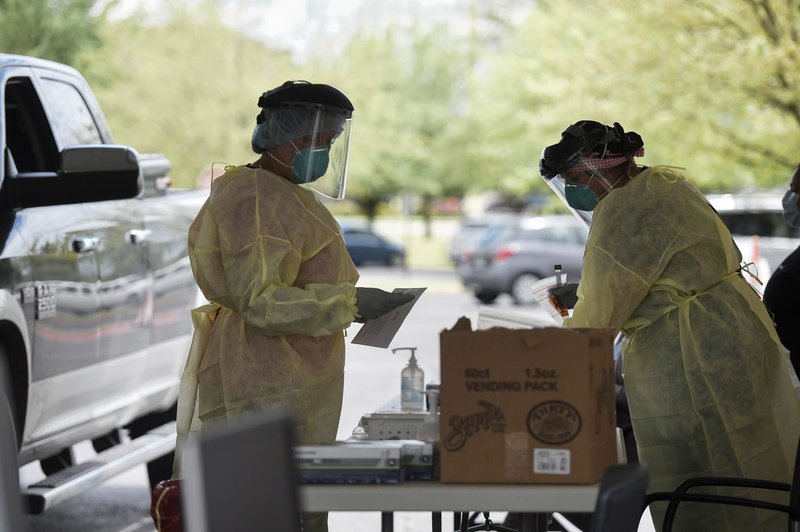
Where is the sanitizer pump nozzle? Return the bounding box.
[392,347,425,411]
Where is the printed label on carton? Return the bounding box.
[533,448,571,475]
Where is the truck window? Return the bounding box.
[4,77,59,173]
[38,77,102,147]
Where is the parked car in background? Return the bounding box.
[341,224,406,267]
[458,215,588,305]
[448,213,518,264]
[707,191,800,285]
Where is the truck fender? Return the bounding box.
[0,289,32,443]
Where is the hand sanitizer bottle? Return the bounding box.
[393,347,424,411]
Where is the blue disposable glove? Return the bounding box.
[355,287,414,322]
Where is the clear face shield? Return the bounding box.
[540,147,632,228]
[291,104,352,200]
[259,103,353,200]
[544,170,594,228]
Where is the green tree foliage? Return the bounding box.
[638,0,800,188]
[310,24,473,221]
[80,1,299,189]
[471,0,800,193]
[0,0,108,67]
[13,0,798,207]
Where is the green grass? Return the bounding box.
[403,234,453,270]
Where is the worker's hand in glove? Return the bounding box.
[548,282,579,310]
[355,287,415,322]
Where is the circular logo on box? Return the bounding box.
[527,400,582,444]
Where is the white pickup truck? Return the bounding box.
[0,53,207,513]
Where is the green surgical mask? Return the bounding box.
[291,145,330,184]
[565,183,600,211]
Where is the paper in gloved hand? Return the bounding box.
[351,287,426,348]
[354,287,414,321]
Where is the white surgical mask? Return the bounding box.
[782,190,800,228]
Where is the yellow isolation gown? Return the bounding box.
[566,166,799,531]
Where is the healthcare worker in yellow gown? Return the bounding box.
[174,81,413,532]
[540,120,800,532]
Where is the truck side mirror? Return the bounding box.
[60,145,139,176]
[3,145,143,209]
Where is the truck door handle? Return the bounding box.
[71,237,100,253]
[125,229,151,245]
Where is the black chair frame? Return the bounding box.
[456,511,519,532]
[645,438,800,532]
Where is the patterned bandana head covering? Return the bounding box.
[567,146,645,174]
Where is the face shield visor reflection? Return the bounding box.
[291,106,352,200]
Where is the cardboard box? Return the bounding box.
[439,317,617,484]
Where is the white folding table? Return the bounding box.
[301,481,599,532]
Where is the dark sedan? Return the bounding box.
[341,225,406,267]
